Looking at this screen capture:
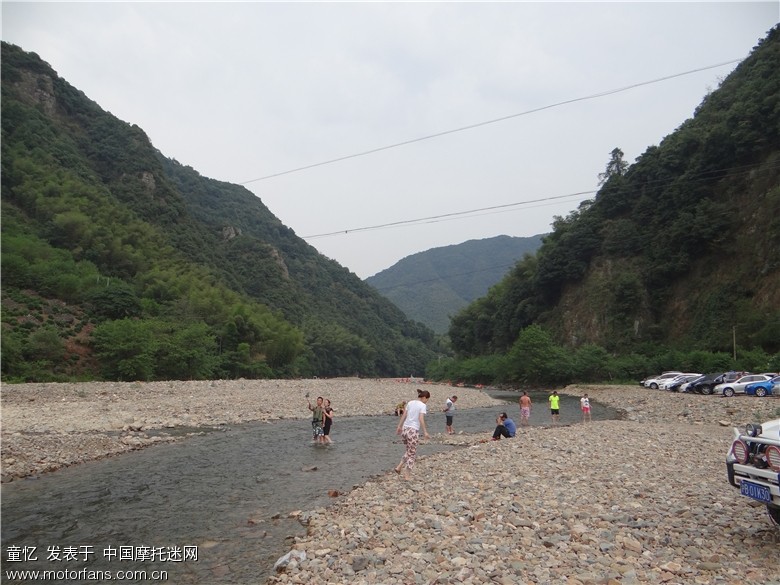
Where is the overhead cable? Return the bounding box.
[302,191,596,239]
[302,159,780,239]
[239,59,742,185]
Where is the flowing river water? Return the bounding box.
[2,391,619,584]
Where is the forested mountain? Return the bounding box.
[448,27,780,372]
[5,27,779,386]
[0,41,441,382]
[366,235,544,334]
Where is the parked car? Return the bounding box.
[726,418,780,525]
[662,373,702,391]
[715,374,772,397]
[659,375,681,390]
[641,372,683,389]
[680,374,707,393]
[745,375,780,397]
[690,372,741,395]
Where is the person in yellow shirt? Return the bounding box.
[548,391,560,425]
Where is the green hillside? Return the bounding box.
[445,27,780,382]
[366,235,544,333]
[0,41,440,382]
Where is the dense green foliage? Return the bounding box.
[366,235,544,333]
[428,325,780,386]
[1,41,439,382]
[442,27,780,386]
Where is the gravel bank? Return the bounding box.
[0,378,503,482]
[268,385,780,585]
[3,380,779,584]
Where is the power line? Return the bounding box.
[303,190,595,239]
[238,59,742,185]
[302,159,780,240]
[367,159,780,287]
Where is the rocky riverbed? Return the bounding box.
[0,377,503,482]
[2,380,780,584]
[267,385,780,585]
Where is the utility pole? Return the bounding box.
[732,325,737,362]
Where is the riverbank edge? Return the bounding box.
[1,378,507,483]
[265,385,780,585]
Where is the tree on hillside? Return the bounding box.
[598,147,628,185]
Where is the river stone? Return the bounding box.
[5,381,780,585]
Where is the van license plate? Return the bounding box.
[740,480,772,503]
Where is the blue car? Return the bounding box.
[745,375,780,397]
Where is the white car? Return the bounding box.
[642,371,683,389]
[715,374,772,397]
[660,373,702,391]
[727,418,780,525]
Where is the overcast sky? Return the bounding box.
[2,2,778,278]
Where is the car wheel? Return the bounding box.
[650,383,658,389]
[723,387,735,397]
[755,388,767,397]
[768,505,780,526]
[701,385,713,395]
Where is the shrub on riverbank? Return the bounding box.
[427,326,780,387]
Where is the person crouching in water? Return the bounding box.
[491,412,516,440]
[394,389,431,480]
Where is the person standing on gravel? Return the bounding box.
[394,389,431,480]
[549,391,560,425]
[443,395,457,434]
[519,391,532,426]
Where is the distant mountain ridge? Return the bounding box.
[366,235,544,333]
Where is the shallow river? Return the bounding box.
[1,391,617,584]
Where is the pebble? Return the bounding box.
[266,384,780,585]
[0,378,503,482]
[3,380,779,584]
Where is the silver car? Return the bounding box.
[715,374,772,397]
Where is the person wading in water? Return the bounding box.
[394,389,431,480]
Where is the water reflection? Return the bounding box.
[1,390,617,584]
